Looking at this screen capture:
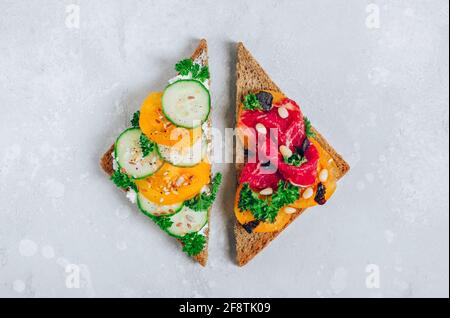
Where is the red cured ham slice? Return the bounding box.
[278,143,320,187]
[239,96,317,189]
[239,162,281,190]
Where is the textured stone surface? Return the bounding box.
[0,0,448,297]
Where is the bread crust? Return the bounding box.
[234,42,350,266]
[100,39,210,266]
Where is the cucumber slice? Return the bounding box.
[166,206,208,238]
[137,192,183,217]
[157,135,207,167]
[114,128,163,179]
[162,80,210,128]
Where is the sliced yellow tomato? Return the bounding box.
[291,138,338,209]
[139,92,202,148]
[234,184,292,233]
[136,161,210,205]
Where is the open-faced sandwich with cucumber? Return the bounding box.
[100,40,221,266]
[234,43,350,266]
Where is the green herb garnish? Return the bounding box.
[111,170,137,192]
[304,116,316,138]
[150,215,173,231]
[185,173,222,211]
[238,181,299,223]
[131,111,140,128]
[139,134,155,157]
[175,58,210,82]
[181,232,206,256]
[284,153,308,167]
[243,93,262,111]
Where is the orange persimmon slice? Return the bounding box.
[135,161,211,205]
[139,92,201,148]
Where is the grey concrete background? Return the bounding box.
[0,0,448,298]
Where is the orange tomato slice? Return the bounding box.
[136,161,211,205]
[234,184,292,233]
[139,92,202,148]
[290,138,338,209]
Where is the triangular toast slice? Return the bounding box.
[234,42,350,266]
[100,39,211,266]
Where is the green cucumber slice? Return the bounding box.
[162,80,210,128]
[114,128,163,179]
[137,192,183,217]
[166,206,208,238]
[157,135,207,167]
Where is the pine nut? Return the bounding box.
[278,107,289,119]
[255,123,267,135]
[319,169,329,183]
[284,207,297,214]
[302,187,314,199]
[280,145,293,158]
[259,188,273,196]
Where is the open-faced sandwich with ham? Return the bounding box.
[100,40,221,266]
[234,43,350,266]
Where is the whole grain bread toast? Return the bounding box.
[234,42,350,266]
[100,39,211,266]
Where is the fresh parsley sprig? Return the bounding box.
[175,58,210,82]
[181,232,206,256]
[238,181,300,223]
[243,93,262,111]
[185,174,222,211]
[139,134,155,157]
[284,153,307,167]
[149,215,173,231]
[304,116,316,138]
[131,111,140,128]
[111,170,138,192]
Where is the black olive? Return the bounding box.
[314,183,327,205]
[296,138,310,157]
[256,91,273,111]
[242,220,261,234]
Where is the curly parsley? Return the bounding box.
[139,134,155,157]
[185,174,222,211]
[284,153,308,167]
[181,232,206,256]
[243,93,262,111]
[149,215,173,231]
[111,170,137,192]
[304,116,316,138]
[131,111,140,128]
[175,58,210,82]
[238,181,300,223]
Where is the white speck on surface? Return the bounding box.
[365,173,375,183]
[41,178,65,198]
[115,205,131,220]
[368,67,391,86]
[41,245,55,259]
[116,241,128,251]
[330,268,348,295]
[19,239,38,257]
[126,190,137,204]
[384,230,395,244]
[0,144,22,181]
[13,280,26,293]
[356,181,365,191]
